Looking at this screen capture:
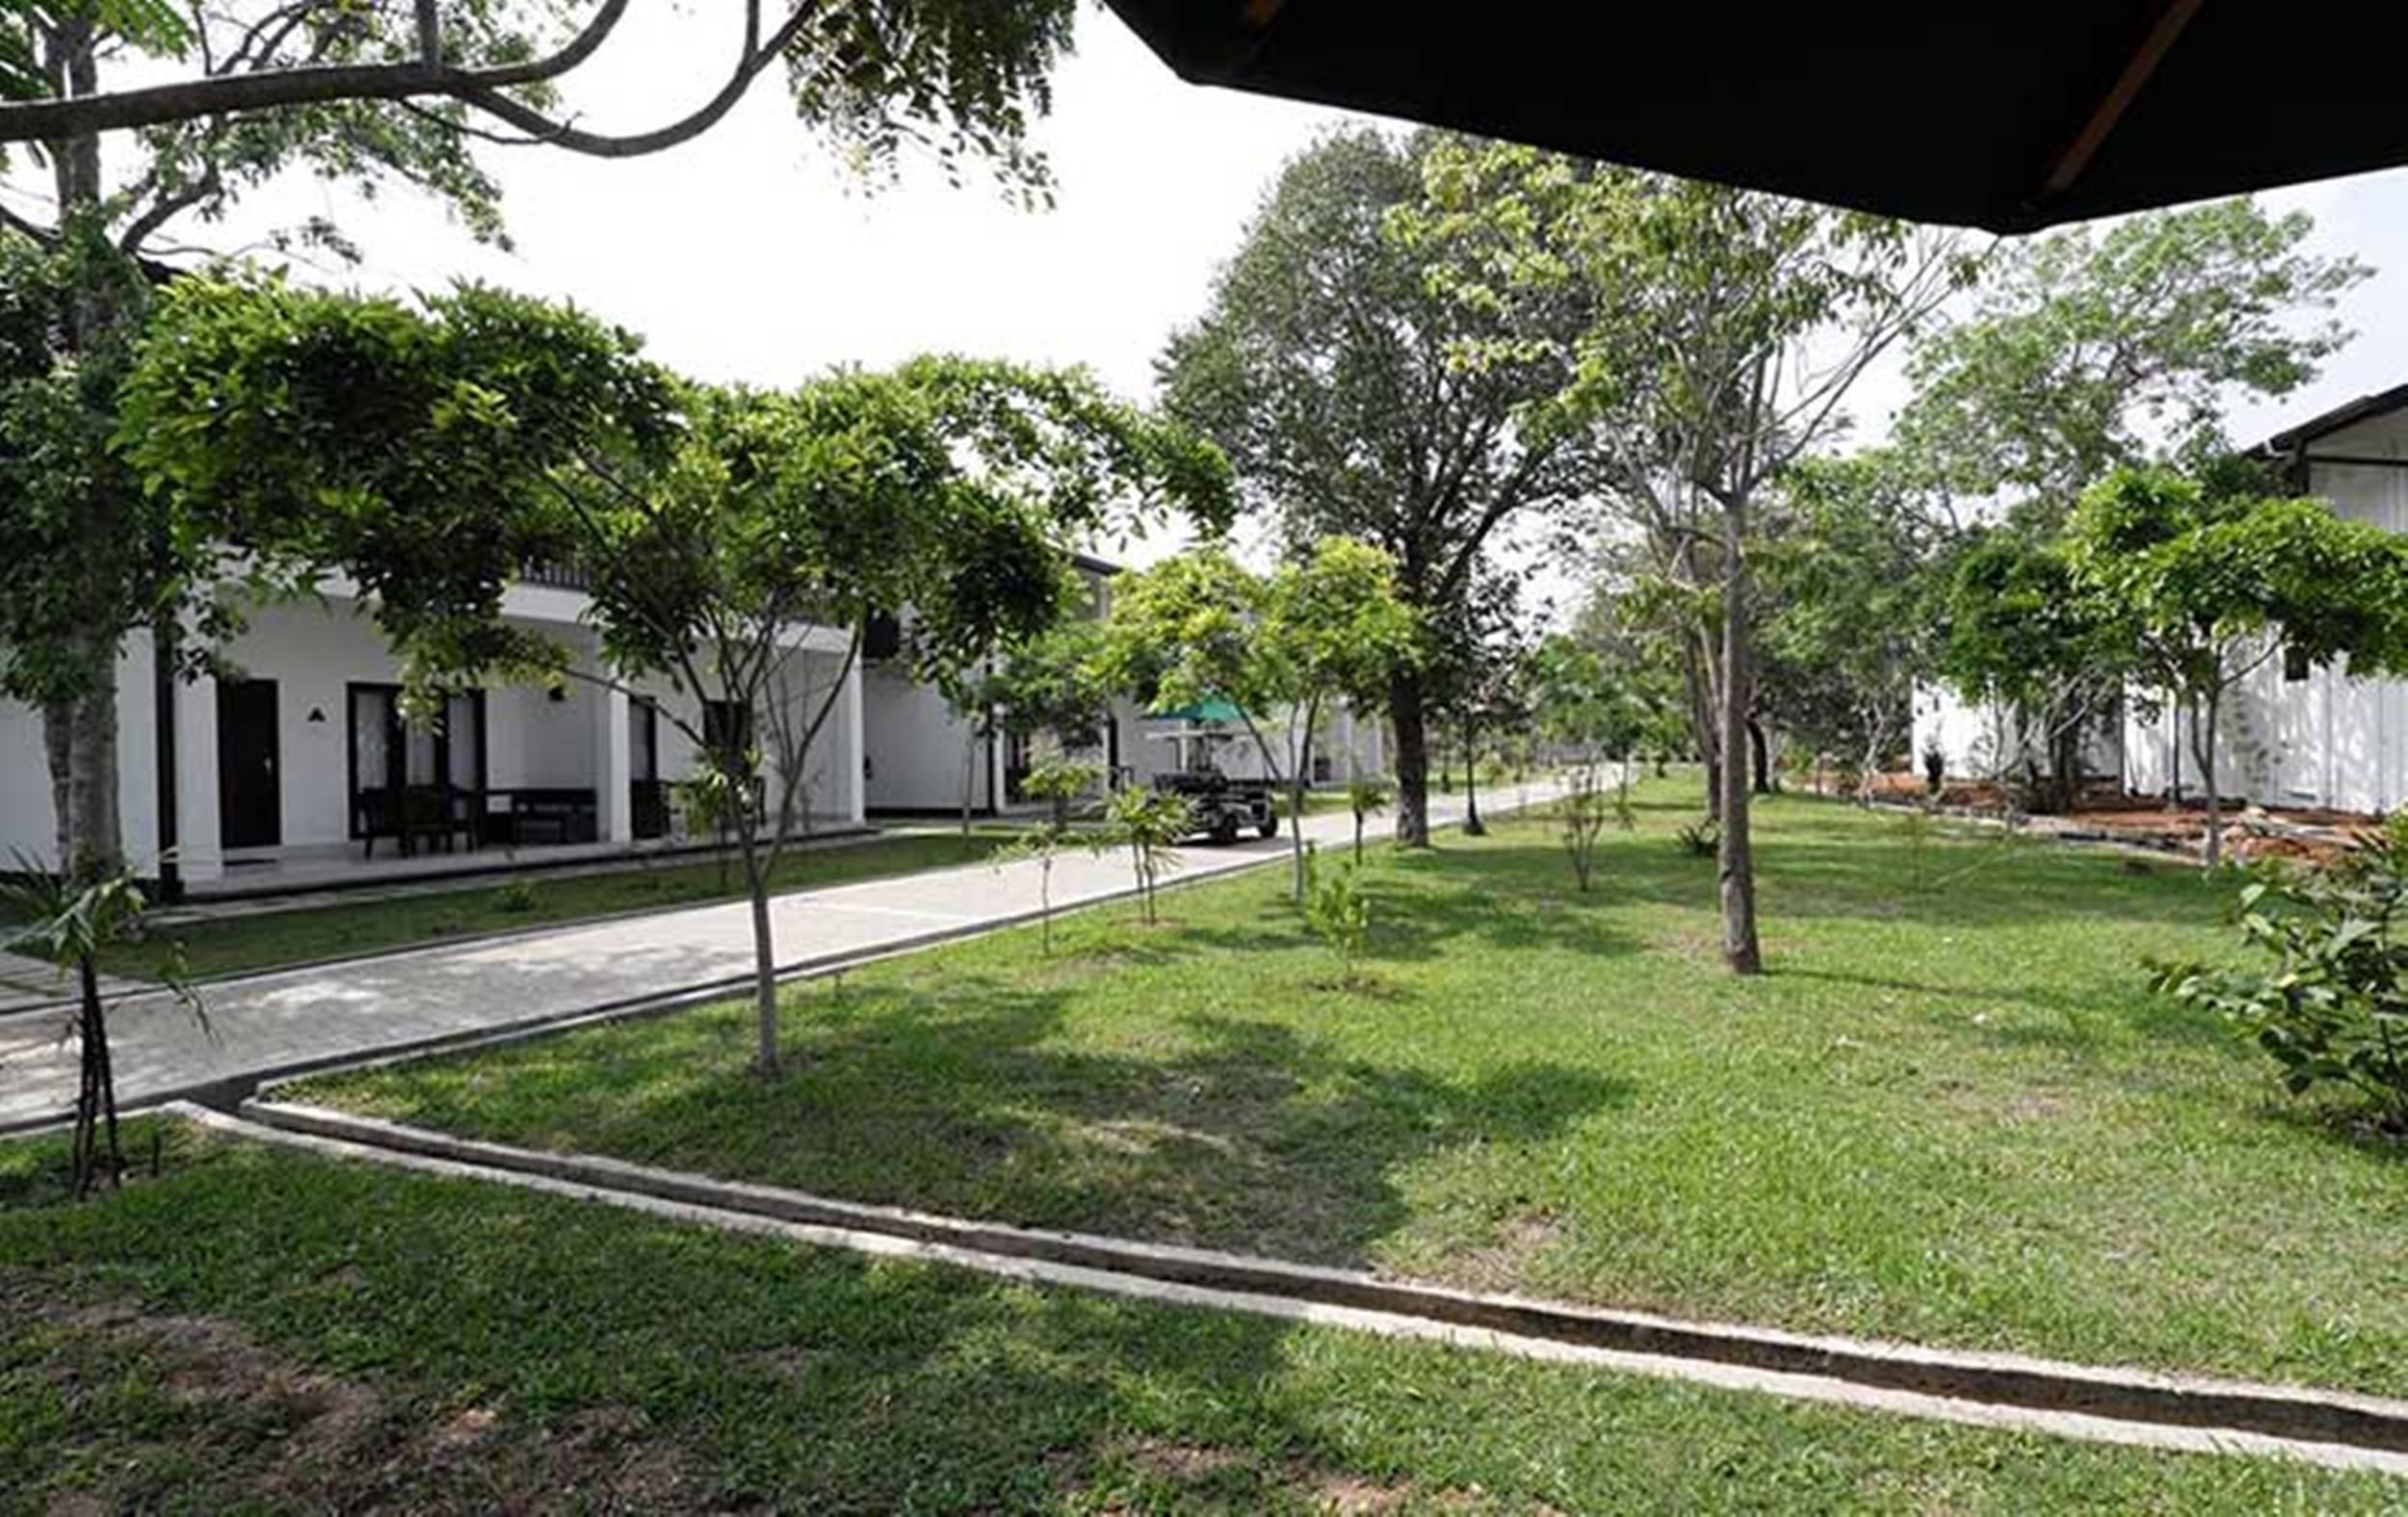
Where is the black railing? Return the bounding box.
[519,558,594,591]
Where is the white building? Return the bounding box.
[1915,385,2408,815]
[2122,386,2408,815]
[859,553,1394,817]
[0,565,864,897]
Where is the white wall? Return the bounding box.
[862,661,992,813]
[2123,451,2408,814]
[1,632,163,874]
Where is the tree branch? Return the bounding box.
[3,0,664,144]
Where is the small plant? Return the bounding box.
[1676,818,1719,858]
[1301,841,1373,986]
[1922,744,1947,795]
[994,815,1079,956]
[1345,774,1392,864]
[1021,754,1102,830]
[1898,803,1935,892]
[1557,763,1618,892]
[492,878,539,914]
[4,855,203,1199]
[2153,817,2408,1136]
[1103,786,1191,926]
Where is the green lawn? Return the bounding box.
[301,781,2408,1401]
[2,1121,2394,1513]
[103,831,1008,982]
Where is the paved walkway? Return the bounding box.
[1,788,1548,1131]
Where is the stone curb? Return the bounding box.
[233,1097,2408,1470]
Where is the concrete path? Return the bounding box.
[1,786,1551,1131]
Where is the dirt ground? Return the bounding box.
[1859,772,2379,864]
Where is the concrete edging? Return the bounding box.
[208,1098,2408,1478]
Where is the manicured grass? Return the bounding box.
[105,831,1008,983]
[302,780,2408,1401]
[2,1122,2395,1512]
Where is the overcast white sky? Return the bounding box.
[15,7,2408,584]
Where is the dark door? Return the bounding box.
[217,678,282,849]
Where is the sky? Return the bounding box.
[13,7,2408,588]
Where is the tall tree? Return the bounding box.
[1,0,1083,887]
[2067,466,2408,867]
[1419,144,1963,973]
[1158,127,1592,848]
[1753,451,1956,796]
[1896,198,2369,520]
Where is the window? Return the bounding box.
[2284,643,2313,683]
[701,698,754,759]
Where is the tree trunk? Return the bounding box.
[1747,717,1772,796]
[960,725,978,837]
[1390,667,1432,848]
[43,26,129,886]
[1288,732,1311,902]
[2192,690,2224,869]
[1462,718,1484,836]
[740,830,779,1073]
[1717,510,1764,976]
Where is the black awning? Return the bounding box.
[1104,1,2408,233]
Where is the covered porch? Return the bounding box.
[169,591,865,897]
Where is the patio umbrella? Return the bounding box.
[1104,0,2408,233]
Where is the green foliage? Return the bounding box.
[1102,786,1191,927]
[1556,765,1622,893]
[1101,537,1417,899]
[990,771,1094,957]
[3,853,198,1197]
[1754,450,1955,776]
[1676,819,1720,859]
[2066,465,2408,860]
[490,878,538,916]
[1161,128,1595,838]
[1299,842,1372,987]
[118,274,678,688]
[1898,199,2368,512]
[2155,822,2408,1135]
[1345,774,1391,864]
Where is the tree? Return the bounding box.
[1422,562,1531,839]
[1934,532,2127,812]
[1,0,1085,892]
[0,3,1077,164]
[1099,538,1417,901]
[1753,451,1956,797]
[2068,466,2408,867]
[1420,145,1965,973]
[1159,127,1593,848]
[1898,199,2369,518]
[122,278,1226,1072]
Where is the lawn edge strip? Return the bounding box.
[228,1095,2408,1474]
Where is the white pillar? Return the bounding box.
[843,654,866,825]
[174,674,224,883]
[595,677,632,845]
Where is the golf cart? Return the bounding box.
[1143,699,1280,845]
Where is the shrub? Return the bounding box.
[1557,763,1624,892]
[1676,818,1719,858]
[1103,786,1191,926]
[492,878,538,915]
[1301,842,1372,986]
[1021,755,1102,829]
[2154,818,2408,1135]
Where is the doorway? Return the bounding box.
[217,678,282,850]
